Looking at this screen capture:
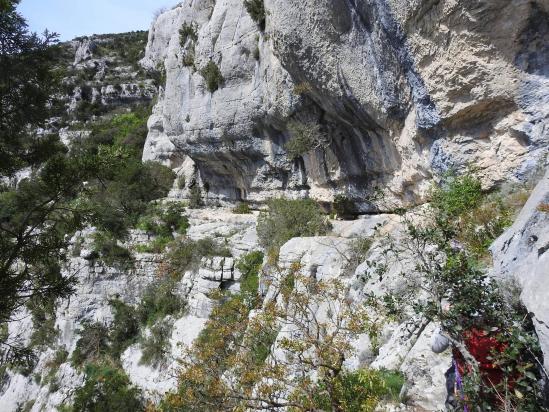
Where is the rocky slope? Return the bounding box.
[1,1,548,411]
[142,0,548,210]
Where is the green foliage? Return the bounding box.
[92,232,133,269]
[27,298,58,350]
[285,121,329,160]
[430,174,483,218]
[312,369,404,411]
[42,348,68,389]
[139,319,172,367]
[347,236,373,273]
[257,198,331,252]
[108,300,140,360]
[71,323,110,367]
[93,31,148,69]
[236,251,264,304]
[182,43,195,68]
[66,363,143,412]
[333,194,357,218]
[244,0,266,28]
[179,22,198,47]
[0,153,87,327]
[0,3,64,176]
[163,237,232,279]
[188,184,204,208]
[200,61,224,93]
[135,202,189,253]
[372,174,545,410]
[458,195,513,258]
[137,277,186,327]
[232,202,252,214]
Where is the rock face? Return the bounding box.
[491,170,549,370]
[142,0,548,210]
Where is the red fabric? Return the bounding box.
[452,328,508,388]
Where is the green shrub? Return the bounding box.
[42,348,69,388]
[236,251,264,304]
[314,369,404,411]
[139,319,172,367]
[285,121,330,160]
[108,300,140,359]
[200,61,224,93]
[66,363,143,412]
[135,202,189,253]
[92,232,133,268]
[429,174,511,258]
[430,174,483,218]
[27,298,58,350]
[71,322,110,367]
[333,194,357,218]
[188,184,204,208]
[137,278,186,327]
[244,0,266,28]
[182,45,195,68]
[257,198,331,252]
[163,237,232,278]
[459,196,512,257]
[179,22,198,46]
[347,236,373,272]
[232,202,252,214]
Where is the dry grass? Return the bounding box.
[537,203,549,213]
[293,82,312,95]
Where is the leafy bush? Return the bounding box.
[135,202,190,253]
[430,174,483,218]
[244,0,266,29]
[92,232,133,268]
[285,121,330,160]
[137,278,186,327]
[236,251,264,304]
[163,237,232,279]
[179,22,198,46]
[200,61,224,93]
[459,196,512,257]
[347,236,373,273]
[71,323,110,367]
[182,43,195,68]
[188,185,203,209]
[314,369,404,411]
[333,194,357,218]
[139,319,172,367]
[27,298,58,350]
[257,198,331,252]
[232,202,252,214]
[108,300,140,359]
[372,174,545,410]
[66,363,143,412]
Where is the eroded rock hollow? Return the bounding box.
[142,0,548,210]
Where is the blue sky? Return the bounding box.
[18,0,177,41]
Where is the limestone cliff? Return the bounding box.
[1,2,548,411]
[142,0,548,210]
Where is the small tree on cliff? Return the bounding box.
[162,264,402,411]
[366,174,546,410]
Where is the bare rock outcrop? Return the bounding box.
[491,170,549,370]
[142,0,548,210]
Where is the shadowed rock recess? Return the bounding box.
[142,0,548,210]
